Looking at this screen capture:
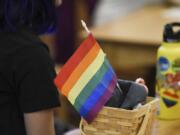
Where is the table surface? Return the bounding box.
[85,5,180,46]
[154,118,180,135]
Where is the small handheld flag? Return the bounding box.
[54,21,117,123]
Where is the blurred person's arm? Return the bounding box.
[24,109,56,135]
[15,35,60,135]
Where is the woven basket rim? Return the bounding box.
[80,97,159,121]
[100,96,159,113]
[79,97,160,135]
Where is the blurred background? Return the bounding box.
[41,0,180,134]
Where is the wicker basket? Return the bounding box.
[80,97,159,135]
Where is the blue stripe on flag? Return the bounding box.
[79,63,114,118]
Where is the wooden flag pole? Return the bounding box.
[81,20,91,34]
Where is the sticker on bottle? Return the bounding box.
[158,57,169,71]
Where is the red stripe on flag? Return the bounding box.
[54,34,96,89]
[61,44,100,96]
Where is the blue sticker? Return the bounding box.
[158,57,169,71]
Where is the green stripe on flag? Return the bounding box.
[74,59,109,111]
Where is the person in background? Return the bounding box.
[0,0,62,135]
[93,0,163,26]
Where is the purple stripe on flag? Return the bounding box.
[85,77,117,123]
[79,66,115,118]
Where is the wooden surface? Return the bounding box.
[153,118,180,135]
[84,5,180,45]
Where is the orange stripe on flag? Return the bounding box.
[61,43,100,96]
[54,34,96,89]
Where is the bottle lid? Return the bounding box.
[164,22,180,42]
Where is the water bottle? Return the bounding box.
[156,22,180,119]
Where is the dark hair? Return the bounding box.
[0,0,56,34]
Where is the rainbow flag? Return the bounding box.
[54,34,117,123]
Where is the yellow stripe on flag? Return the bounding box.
[61,44,100,96]
[68,50,105,104]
